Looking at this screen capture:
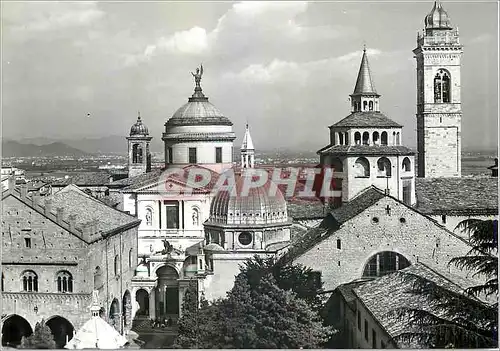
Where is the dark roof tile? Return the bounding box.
[330,112,402,128]
[318,144,415,156]
[415,177,498,215]
[354,262,484,348]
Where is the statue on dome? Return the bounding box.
[191,64,204,88]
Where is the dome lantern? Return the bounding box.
[424,1,453,31]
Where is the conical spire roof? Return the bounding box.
[425,1,452,30]
[241,124,254,150]
[352,47,379,96]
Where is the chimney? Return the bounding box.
[8,176,15,190]
[56,207,64,222]
[20,184,28,198]
[68,214,77,231]
[44,198,53,216]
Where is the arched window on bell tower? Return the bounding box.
[434,69,451,103]
[132,144,143,164]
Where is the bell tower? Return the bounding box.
[414,1,463,177]
[127,113,153,178]
[241,124,255,168]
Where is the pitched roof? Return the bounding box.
[109,169,163,188]
[329,111,402,128]
[52,172,112,186]
[287,199,327,219]
[282,187,386,261]
[352,49,379,96]
[329,187,386,223]
[415,177,498,215]
[241,124,255,150]
[48,184,139,235]
[318,144,415,156]
[353,262,485,348]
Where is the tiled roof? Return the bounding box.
[282,187,386,262]
[52,172,112,186]
[330,187,386,223]
[415,177,498,215]
[48,185,139,234]
[287,199,326,219]
[330,112,402,128]
[163,132,236,141]
[318,144,415,156]
[353,262,483,348]
[352,49,378,96]
[109,169,163,188]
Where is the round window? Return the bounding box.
[238,232,252,246]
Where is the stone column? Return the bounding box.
[178,287,184,319]
[149,288,156,320]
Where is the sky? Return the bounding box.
[2,1,498,151]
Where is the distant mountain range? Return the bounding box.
[13,136,165,155]
[2,140,91,158]
[2,136,496,158]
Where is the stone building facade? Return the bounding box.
[318,48,416,206]
[1,181,140,348]
[414,1,463,178]
[289,187,480,292]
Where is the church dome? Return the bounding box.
[425,1,452,30]
[130,115,149,136]
[209,172,288,225]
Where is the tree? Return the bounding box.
[208,275,334,349]
[240,255,324,313]
[19,319,56,349]
[388,219,498,348]
[173,257,334,349]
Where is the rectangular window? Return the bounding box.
[364,320,368,341]
[372,329,377,348]
[357,311,361,331]
[402,180,411,205]
[168,147,173,164]
[25,238,31,248]
[165,203,179,229]
[189,148,197,164]
[215,147,222,163]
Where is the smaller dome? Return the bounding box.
[209,171,288,226]
[204,243,225,252]
[130,115,149,136]
[425,1,452,30]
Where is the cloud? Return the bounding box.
[3,2,104,34]
[143,27,209,57]
[125,1,347,66]
[223,49,382,85]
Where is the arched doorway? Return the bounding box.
[155,265,180,319]
[1,314,33,347]
[122,290,132,328]
[109,298,120,331]
[135,289,149,316]
[46,316,74,349]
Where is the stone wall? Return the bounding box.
[2,194,139,334]
[293,196,475,291]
